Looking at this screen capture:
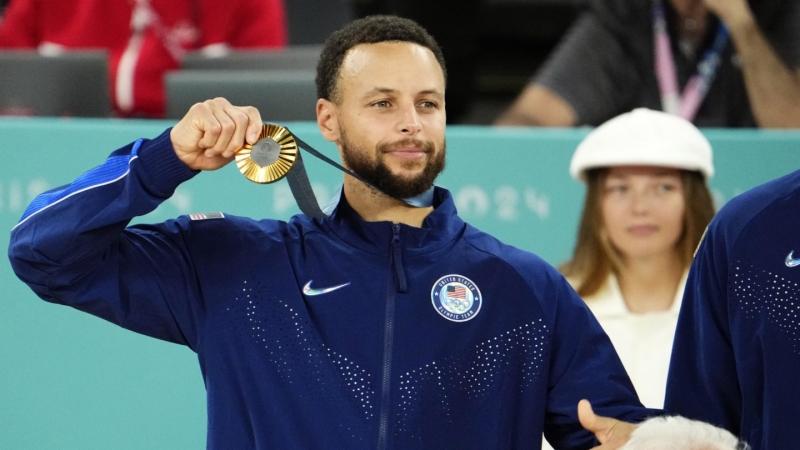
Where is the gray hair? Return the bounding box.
[622,416,749,450]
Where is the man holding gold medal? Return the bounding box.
[9,14,744,450]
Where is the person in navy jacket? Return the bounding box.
[9,15,656,449]
[665,168,800,450]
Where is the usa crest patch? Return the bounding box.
[431,274,482,322]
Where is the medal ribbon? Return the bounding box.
[653,0,729,121]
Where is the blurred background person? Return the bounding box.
[0,0,287,118]
[560,108,715,410]
[494,0,800,128]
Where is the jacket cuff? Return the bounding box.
[137,127,199,198]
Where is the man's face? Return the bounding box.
[322,41,447,199]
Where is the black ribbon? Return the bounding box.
[284,129,399,218]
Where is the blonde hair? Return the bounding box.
[559,168,714,298]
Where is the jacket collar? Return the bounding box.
[586,270,688,318]
[320,186,464,255]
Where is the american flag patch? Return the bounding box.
[431,275,482,323]
[189,212,225,221]
[447,285,467,300]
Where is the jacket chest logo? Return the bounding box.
[431,274,482,322]
[787,251,800,268]
[302,280,351,296]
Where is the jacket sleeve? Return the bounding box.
[664,219,742,432]
[0,0,39,47]
[7,128,205,350]
[543,271,658,449]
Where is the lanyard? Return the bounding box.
[653,0,729,121]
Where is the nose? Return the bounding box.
[398,103,422,135]
[630,189,652,215]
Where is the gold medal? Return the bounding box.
[232,123,416,218]
[235,124,298,184]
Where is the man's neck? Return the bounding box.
[343,178,434,227]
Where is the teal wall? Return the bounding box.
[1,117,798,449]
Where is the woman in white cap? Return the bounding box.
[560,107,715,409]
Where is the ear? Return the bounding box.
[316,98,340,143]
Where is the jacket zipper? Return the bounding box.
[377,224,407,450]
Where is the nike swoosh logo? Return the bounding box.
[787,251,800,268]
[302,280,351,296]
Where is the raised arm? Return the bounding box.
[493,84,578,127]
[493,9,641,128]
[8,98,262,348]
[706,0,800,128]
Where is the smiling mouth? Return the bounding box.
[387,148,427,158]
[382,138,434,154]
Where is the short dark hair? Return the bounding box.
[316,15,447,103]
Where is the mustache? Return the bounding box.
[379,138,435,154]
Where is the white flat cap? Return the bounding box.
[570,108,714,181]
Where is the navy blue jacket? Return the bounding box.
[666,169,800,450]
[9,129,652,449]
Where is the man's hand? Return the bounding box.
[170,97,263,171]
[578,399,637,449]
[703,0,754,30]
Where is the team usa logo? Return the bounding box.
[431,274,482,322]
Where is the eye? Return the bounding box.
[657,183,678,192]
[418,100,438,109]
[606,184,628,194]
[371,100,391,108]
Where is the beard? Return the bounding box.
[339,129,446,199]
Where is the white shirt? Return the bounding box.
[577,272,687,409]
